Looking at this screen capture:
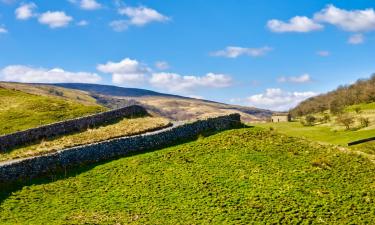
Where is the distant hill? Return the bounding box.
[291,74,375,116]
[55,83,272,122]
[0,82,271,122]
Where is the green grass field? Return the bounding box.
[0,88,105,135]
[1,128,374,224]
[254,122,375,146]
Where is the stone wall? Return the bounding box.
[0,105,148,152]
[0,113,241,183]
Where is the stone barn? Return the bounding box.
[271,113,291,123]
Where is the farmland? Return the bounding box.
[1,127,374,224]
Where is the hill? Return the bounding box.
[55,83,272,122]
[291,74,375,116]
[1,127,374,224]
[0,86,105,135]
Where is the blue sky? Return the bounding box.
[0,0,374,110]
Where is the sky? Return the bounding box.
[0,0,375,111]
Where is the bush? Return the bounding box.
[354,107,362,114]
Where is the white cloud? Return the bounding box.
[316,50,330,56]
[15,2,37,20]
[109,20,128,32]
[277,74,312,83]
[69,0,101,10]
[150,72,232,93]
[155,61,169,70]
[0,26,7,33]
[0,65,101,83]
[118,6,169,26]
[348,33,364,44]
[314,5,375,32]
[97,58,150,85]
[38,11,73,28]
[267,16,323,33]
[246,88,318,111]
[77,20,88,26]
[211,46,272,58]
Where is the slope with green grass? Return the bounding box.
[0,87,105,135]
[1,128,374,224]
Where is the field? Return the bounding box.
[0,117,171,162]
[254,122,375,146]
[1,128,374,224]
[0,88,105,135]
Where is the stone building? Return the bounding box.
[271,113,291,123]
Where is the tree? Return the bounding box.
[336,114,354,130]
[354,107,362,114]
[330,99,344,115]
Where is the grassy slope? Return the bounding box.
[0,88,105,135]
[1,128,374,224]
[0,117,171,162]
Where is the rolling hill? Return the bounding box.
[54,83,272,121]
[0,82,272,122]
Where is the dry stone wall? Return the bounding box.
[0,105,147,152]
[0,114,241,183]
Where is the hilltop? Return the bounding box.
[0,82,272,122]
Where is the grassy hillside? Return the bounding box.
[0,87,105,135]
[1,128,374,224]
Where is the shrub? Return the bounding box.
[354,107,362,114]
[304,115,316,126]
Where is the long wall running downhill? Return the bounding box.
[0,113,241,183]
[0,105,148,152]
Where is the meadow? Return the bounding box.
[0,117,170,162]
[0,88,105,135]
[1,127,374,224]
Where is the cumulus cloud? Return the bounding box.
[277,74,312,83]
[15,2,37,20]
[155,61,170,70]
[0,65,101,83]
[150,72,232,92]
[316,50,330,56]
[348,33,364,44]
[0,26,7,33]
[109,20,128,32]
[210,46,272,58]
[118,6,169,26]
[69,0,101,10]
[38,11,73,28]
[267,16,323,33]
[97,58,150,85]
[314,5,375,32]
[246,88,318,111]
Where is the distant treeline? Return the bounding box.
[291,74,375,116]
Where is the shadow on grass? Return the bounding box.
[0,124,252,204]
